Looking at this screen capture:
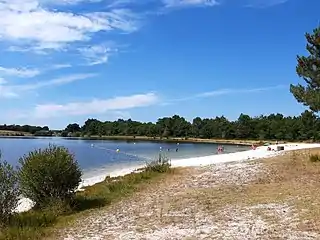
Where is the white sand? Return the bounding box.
[14,143,320,213]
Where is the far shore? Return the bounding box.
[0,134,302,146]
[74,136,284,146]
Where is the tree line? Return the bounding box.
[62,110,320,141]
[0,124,51,136]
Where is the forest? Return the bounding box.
[62,110,320,141]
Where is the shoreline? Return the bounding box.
[0,134,291,146]
[64,136,283,146]
[15,142,320,213]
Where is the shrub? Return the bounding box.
[18,144,82,208]
[0,153,20,226]
[146,152,171,173]
[309,153,320,162]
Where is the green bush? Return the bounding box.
[0,153,20,226]
[18,144,82,208]
[310,153,320,162]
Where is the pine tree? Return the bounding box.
[290,27,320,111]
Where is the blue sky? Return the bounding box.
[0,0,317,129]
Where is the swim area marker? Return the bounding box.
[91,145,151,161]
[91,143,180,162]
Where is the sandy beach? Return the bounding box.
[15,143,320,214]
[51,142,320,240]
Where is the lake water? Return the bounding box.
[0,137,249,179]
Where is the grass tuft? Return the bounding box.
[309,153,320,162]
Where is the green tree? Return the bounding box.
[65,123,81,133]
[290,27,320,111]
[18,145,82,208]
[0,153,20,225]
[62,110,320,141]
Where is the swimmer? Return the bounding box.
[116,148,120,153]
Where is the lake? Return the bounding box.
[0,137,249,179]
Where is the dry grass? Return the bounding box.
[57,149,320,239]
[254,149,320,233]
[189,149,320,238]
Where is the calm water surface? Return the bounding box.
[0,137,249,178]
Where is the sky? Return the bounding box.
[0,0,318,129]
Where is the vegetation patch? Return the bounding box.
[0,147,173,240]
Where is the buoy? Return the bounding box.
[116,149,120,153]
[177,143,179,145]
[91,144,94,147]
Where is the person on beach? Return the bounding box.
[217,146,224,154]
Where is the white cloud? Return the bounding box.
[0,77,7,84]
[50,64,72,70]
[0,73,96,98]
[245,0,288,8]
[107,0,134,8]
[163,0,218,7]
[43,0,102,5]
[162,85,286,105]
[0,77,17,98]
[0,0,140,52]
[196,85,286,97]
[87,9,141,33]
[79,44,118,65]
[0,66,40,78]
[32,92,158,118]
[0,64,71,81]
[17,73,96,91]
[0,86,18,98]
